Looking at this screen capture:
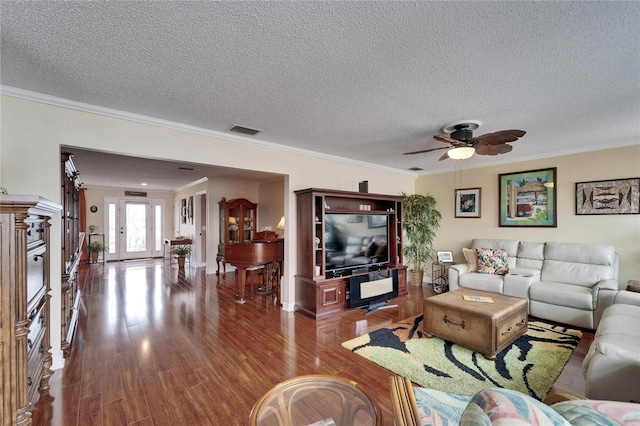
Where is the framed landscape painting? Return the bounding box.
[576,178,639,215]
[499,167,557,227]
[455,187,481,218]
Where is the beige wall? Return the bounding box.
[416,145,640,286]
[0,95,415,368]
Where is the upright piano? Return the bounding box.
[224,238,284,303]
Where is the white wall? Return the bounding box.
[416,145,640,286]
[0,94,415,368]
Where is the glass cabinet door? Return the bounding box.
[219,198,258,245]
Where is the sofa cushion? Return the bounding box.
[413,387,471,426]
[463,247,478,272]
[552,400,640,425]
[516,241,545,270]
[459,273,504,293]
[542,242,617,287]
[472,239,519,268]
[530,281,594,310]
[476,248,509,275]
[460,388,570,426]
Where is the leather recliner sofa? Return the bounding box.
[582,289,640,402]
[449,239,619,329]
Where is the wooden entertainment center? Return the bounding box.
[294,188,407,319]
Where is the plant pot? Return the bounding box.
[90,251,99,263]
[410,270,424,287]
[177,256,186,269]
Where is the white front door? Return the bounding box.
[105,197,164,261]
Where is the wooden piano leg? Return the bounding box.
[236,266,247,304]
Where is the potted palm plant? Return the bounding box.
[171,244,192,269]
[402,193,442,286]
[88,240,105,263]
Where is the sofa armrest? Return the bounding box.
[583,342,640,401]
[448,264,468,291]
[614,290,640,306]
[592,280,619,327]
[389,376,421,426]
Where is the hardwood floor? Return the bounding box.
[31,260,593,425]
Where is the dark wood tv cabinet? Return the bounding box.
[294,188,407,319]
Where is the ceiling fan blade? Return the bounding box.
[438,151,450,161]
[476,142,513,156]
[470,130,526,145]
[403,146,449,155]
[434,135,460,144]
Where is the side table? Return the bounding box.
[431,261,453,294]
[250,374,382,426]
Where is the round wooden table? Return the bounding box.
[249,374,382,426]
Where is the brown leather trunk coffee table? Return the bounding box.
[423,288,528,360]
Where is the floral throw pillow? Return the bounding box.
[476,248,509,275]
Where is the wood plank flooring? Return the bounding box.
[31,260,593,425]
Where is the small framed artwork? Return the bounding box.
[576,178,639,215]
[180,198,187,224]
[436,251,454,264]
[499,167,557,227]
[455,187,481,218]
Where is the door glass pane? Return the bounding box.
[155,205,162,251]
[108,203,116,253]
[126,203,147,252]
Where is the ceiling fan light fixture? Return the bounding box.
[447,147,475,160]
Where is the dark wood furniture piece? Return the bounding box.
[224,240,284,304]
[216,198,257,276]
[294,188,406,319]
[423,288,528,360]
[431,261,453,294]
[250,374,383,426]
[1,195,61,425]
[60,152,83,357]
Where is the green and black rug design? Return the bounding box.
[341,315,582,400]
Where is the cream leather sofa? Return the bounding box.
[449,239,619,329]
[582,290,640,402]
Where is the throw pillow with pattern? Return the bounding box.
[476,248,509,275]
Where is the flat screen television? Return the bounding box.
[324,213,390,274]
[349,269,398,313]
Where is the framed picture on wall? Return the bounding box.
[576,177,640,215]
[499,167,557,227]
[181,198,187,224]
[455,187,481,218]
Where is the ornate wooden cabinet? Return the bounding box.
[60,152,82,357]
[1,195,61,426]
[294,188,407,319]
[216,198,257,275]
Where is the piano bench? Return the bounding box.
[246,265,266,295]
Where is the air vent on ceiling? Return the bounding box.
[230,125,261,136]
[125,191,147,197]
[409,167,424,171]
[177,167,194,171]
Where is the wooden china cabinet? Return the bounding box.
[60,152,82,357]
[216,198,257,275]
[1,195,61,425]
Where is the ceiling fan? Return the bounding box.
[403,120,526,161]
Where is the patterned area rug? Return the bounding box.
[341,315,582,400]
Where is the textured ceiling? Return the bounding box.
[1,2,639,190]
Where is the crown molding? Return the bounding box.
[0,85,416,177]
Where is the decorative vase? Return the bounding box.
[177,256,186,269]
[410,270,424,287]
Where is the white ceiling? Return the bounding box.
[2,2,639,191]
